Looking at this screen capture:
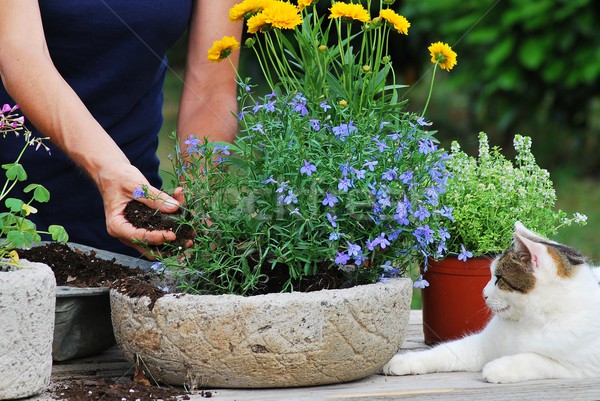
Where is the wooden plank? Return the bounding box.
[50,346,133,380]
[35,310,600,401]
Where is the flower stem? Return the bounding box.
[421,63,438,117]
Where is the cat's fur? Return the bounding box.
[383,221,600,383]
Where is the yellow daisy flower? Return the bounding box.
[207,36,240,63]
[297,0,318,11]
[329,3,370,23]
[379,9,410,35]
[428,41,457,71]
[247,1,303,34]
[229,0,275,22]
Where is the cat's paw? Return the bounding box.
[482,357,524,384]
[381,353,424,376]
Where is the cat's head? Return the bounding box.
[483,221,588,320]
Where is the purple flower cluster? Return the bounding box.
[232,90,457,284]
[0,104,25,130]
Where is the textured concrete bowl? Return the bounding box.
[110,277,412,388]
[0,261,55,400]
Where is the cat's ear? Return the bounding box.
[514,221,552,243]
[514,231,548,270]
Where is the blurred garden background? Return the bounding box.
[157,0,600,266]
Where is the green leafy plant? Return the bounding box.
[403,0,600,174]
[442,132,587,260]
[146,0,460,295]
[0,104,68,269]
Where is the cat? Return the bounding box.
[382,221,600,383]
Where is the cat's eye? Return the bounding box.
[494,275,502,285]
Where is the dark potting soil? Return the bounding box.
[112,276,167,310]
[49,378,199,401]
[123,200,194,250]
[17,242,147,287]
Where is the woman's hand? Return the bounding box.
[97,163,183,258]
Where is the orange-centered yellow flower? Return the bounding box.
[379,9,410,35]
[329,2,370,23]
[247,1,303,34]
[207,36,240,63]
[428,41,457,71]
[229,0,274,22]
[297,0,318,10]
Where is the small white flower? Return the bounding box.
[574,213,588,225]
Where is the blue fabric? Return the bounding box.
[0,0,192,256]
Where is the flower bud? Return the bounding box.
[318,44,328,52]
[244,37,256,48]
[362,65,371,73]
[338,99,348,107]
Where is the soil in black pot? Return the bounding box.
[18,242,148,287]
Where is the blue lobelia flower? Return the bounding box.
[300,160,317,176]
[335,251,351,265]
[133,187,147,200]
[338,177,354,192]
[458,244,473,261]
[322,192,339,207]
[413,205,431,221]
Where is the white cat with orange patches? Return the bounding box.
[383,221,600,383]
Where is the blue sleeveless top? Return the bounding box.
[0,0,192,256]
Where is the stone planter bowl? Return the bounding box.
[0,261,55,400]
[110,277,412,388]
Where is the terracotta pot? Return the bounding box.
[111,278,413,388]
[422,256,493,345]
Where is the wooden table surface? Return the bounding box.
[33,311,600,401]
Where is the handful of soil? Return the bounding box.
[123,201,194,250]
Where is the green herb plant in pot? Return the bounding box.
[0,105,68,400]
[420,132,587,345]
[111,0,461,389]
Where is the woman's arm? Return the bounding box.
[176,0,243,145]
[0,1,180,257]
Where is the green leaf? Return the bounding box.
[49,225,69,242]
[6,230,26,248]
[485,38,513,67]
[5,198,24,213]
[24,183,51,203]
[518,38,547,70]
[4,163,27,181]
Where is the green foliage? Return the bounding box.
[0,106,68,267]
[150,0,460,295]
[402,0,600,173]
[163,92,453,295]
[241,0,410,112]
[442,132,586,257]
